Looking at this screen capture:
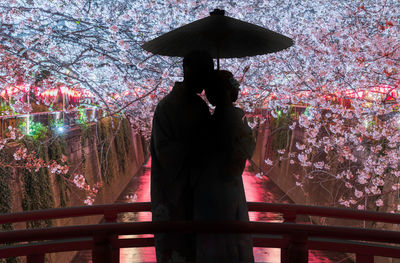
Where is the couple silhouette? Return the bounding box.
[150,50,255,263]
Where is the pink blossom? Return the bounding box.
[339,199,350,207]
[84,196,94,205]
[345,182,353,189]
[375,199,384,207]
[126,194,138,203]
[314,161,324,169]
[392,184,400,191]
[324,145,332,153]
[264,159,273,166]
[73,174,86,190]
[109,25,119,33]
[299,115,311,128]
[370,185,381,195]
[9,131,16,140]
[357,175,369,185]
[298,153,307,163]
[13,147,27,161]
[296,142,305,150]
[354,189,363,198]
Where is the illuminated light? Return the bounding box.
[57,126,64,132]
[60,85,68,94]
[356,91,365,98]
[0,85,27,98]
[40,88,60,98]
[91,108,96,121]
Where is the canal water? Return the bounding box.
[73,159,354,263]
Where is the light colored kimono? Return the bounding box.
[150,82,211,262]
[194,105,255,263]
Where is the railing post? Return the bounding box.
[281,238,289,263]
[104,207,118,223]
[356,254,374,263]
[27,254,45,263]
[286,231,308,263]
[92,232,117,263]
[103,208,119,263]
[281,211,297,263]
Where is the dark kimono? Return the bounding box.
[194,105,255,263]
[150,82,211,262]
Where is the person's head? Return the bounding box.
[183,50,214,94]
[205,70,240,106]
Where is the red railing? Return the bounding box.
[1,202,400,263]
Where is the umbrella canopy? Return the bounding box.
[142,9,294,68]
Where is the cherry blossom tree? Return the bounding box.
[258,1,400,211]
[0,0,399,209]
[0,125,100,205]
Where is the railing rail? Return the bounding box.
[2,202,400,225]
[0,202,151,224]
[247,202,400,224]
[1,202,400,263]
[2,221,400,244]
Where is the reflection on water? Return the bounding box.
[73,159,353,263]
[118,161,155,263]
[242,162,353,263]
[243,162,286,263]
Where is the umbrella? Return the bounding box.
[142,9,293,69]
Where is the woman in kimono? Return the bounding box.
[194,70,255,262]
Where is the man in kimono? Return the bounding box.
[150,50,214,262]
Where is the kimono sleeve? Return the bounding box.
[238,110,256,159]
[151,103,188,184]
[228,108,255,164]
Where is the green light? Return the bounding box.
[19,118,48,140]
